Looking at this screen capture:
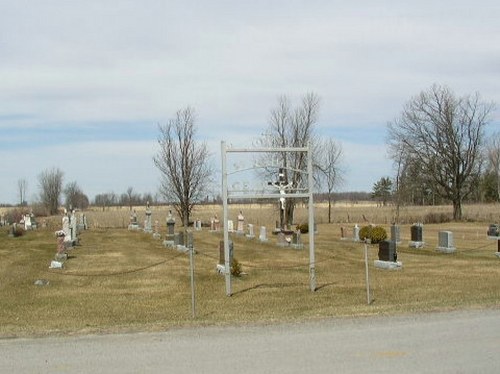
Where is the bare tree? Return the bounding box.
[64,181,89,210]
[38,167,64,215]
[17,178,28,206]
[256,93,320,227]
[388,84,494,220]
[153,107,212,226]
[94,192,117,211]
[316,138,343,223]
[486,131,500,201]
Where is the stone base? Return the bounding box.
[163,240,175,248]
[49,260,64,269]
[259,238,268,242]
[409,241,425,248]
[54,253,68,261]
[176,245,189,253]
[495,252,500,258]
[153,233,161,239]
[216,264,226,274]
[436,246,456,254]
[128,224,140,231]
[246,234,255,239]
[374,260,403,270]
[291,243,304,250]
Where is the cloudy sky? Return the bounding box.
[0,0,499,204]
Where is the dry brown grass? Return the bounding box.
[0,204,499,338]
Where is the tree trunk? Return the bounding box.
[328,196,332,224]
[452,199,462,221]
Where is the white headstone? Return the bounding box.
[237,211,244,233]
[227,220,234,232]
[436,231,456,253]
[259,226,267,242]
[353,224,360,242]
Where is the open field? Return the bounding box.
[1,203,499,338]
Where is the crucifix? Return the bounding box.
[268,168,293,230]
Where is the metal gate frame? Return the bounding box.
[221,141,316,296]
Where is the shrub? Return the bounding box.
[8,225,25,237]
[231,258,242,277]
[296,223,309,234]
[359,225,387,244]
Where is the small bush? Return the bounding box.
[231,258,242,277]
[359,225,387,244]
[296,223,309,234]
[11,225,25,237]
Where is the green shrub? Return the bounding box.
[371,226,387,243]
[296,223,309,234]
[231,258,242,277]
[359,225,387,244]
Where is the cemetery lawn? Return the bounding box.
[1,222,499,338]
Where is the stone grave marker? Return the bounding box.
[62,212,73,248]
[214,215,220,231]
[227,220,234,233]
[195,220,202,231]
[23,214,32,231]
[236,211,245,235]
[70,210,79,245]
[409,223,424,248]
[486,224,500,257]
[374,240,402,269]
[436,231,456,253]
[390,223,401,244]
[246,224,255,239]
[259,226,268,242]
[153,220,161,239]
[353,224,360,242]
[163,211,176,247]
[128,210,140,230]
[144,202,153,233]
[291,230,303,249]
[53,230,68,266]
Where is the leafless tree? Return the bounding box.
[94,192,117,211]
[153,107,212,226]
[486,131,500,201]
[64,181,89,210]
[17,178,28,206]
[388,84,494,220]
[256,93,320,227]
[38,167,64,215]
[316,138,343,223]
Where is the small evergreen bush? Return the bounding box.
[231,258,242,277]
[359,225,387,244]
[296,223,309,234]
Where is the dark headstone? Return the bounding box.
[378,240,397,262]
[411,224,423,242]
[487,224,499,237]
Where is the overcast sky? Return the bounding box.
[1,0,499,204]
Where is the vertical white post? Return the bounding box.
[364,242,371,305]
[307,143,316,292]
[221,141,232,296]
[189,239,196,318]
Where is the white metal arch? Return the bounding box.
[221,141,316,296]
